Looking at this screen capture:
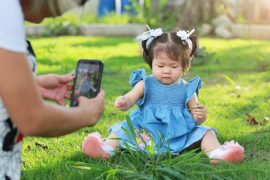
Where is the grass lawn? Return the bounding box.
[22,36,270,179]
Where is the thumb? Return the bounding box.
[96,90,105,99]
[78,96,88,105]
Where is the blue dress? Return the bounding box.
[110,68,214,154]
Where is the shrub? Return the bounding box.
[42,15,80,36]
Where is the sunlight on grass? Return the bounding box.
[22,36,270,179]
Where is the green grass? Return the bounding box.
[22,36,270,179]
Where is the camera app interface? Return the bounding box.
[72,62,100,106]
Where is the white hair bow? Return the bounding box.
[136,25,163,49]
[176,29,195,50]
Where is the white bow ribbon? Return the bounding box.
[136,25,163,49]
[176,29,195,50]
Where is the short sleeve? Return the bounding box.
[185,76,202,104]
[129,68,146,87]
[0,0,27,52]
[129,68,146,106]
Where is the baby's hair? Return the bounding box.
[141,31,198,73]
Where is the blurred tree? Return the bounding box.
[129,0,170,28]
[241,0,270,24]
[176,0,224,29]
[129,0,226,29]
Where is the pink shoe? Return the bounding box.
[209,141,244,164]
[82,132,114,160]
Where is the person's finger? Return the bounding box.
[194,114,203,118]
[58,74,75,83]
[116,107,125,110]
[195,111,205,116]
[119,101,124,106]
[193,113,205,119]
[193,109,201,113]
[193,105,205,110]
[193,112,200,115]
[196,114,204,118]
[66,84,73,91]
[116,105,125,110]
[114,98,123,108]
[115,104,121,109]
[189,106,201,110]
[58,99,67,106]
[64,94,71,99]
[193,111,204,116]
[194,108,206,114]
[78,96,89,104]
[96,89,105,99]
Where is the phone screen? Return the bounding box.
[70,60,103,107]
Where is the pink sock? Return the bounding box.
[82,132,115,160]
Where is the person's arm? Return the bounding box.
[187,94,207,124]
[114,80,144,111]
[0,49,105,137]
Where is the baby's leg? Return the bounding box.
[82,132,119,160]
[104,132,120,149]
[201,130,244,164]
[201,130,221,154]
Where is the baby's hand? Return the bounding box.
[114,96,131,111]
[189,104,207,124]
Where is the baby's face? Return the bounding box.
[152,52,182,85]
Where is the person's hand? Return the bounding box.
[189,104,207,124]
[37,74,74,106]
[114,96,131,111]
[78,90,105,126]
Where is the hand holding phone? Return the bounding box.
[70,59,103,107]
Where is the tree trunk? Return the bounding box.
[177,0,221,29]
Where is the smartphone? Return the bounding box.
[70,59,103,107]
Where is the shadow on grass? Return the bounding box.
[22,152,104,180]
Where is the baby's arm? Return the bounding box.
[187,94,207,124]
[114,80,144,111]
